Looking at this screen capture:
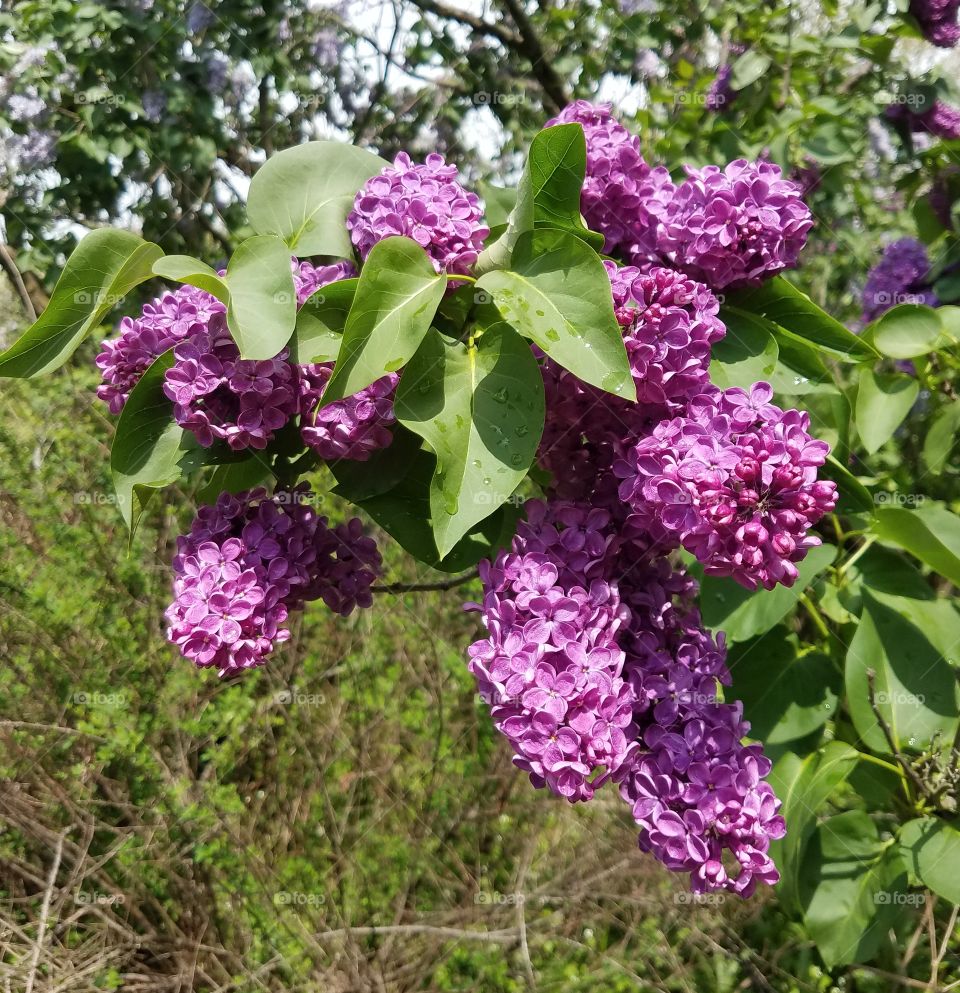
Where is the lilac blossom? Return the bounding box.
[910,0,960,46]
[347,152,489,276]
[887,99,960,140]
[653,159,813,289]
[614,383,838,591]
[167,486,381,677]
[862,238,937,321]
[706,65,736,111]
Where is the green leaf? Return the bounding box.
[110,350,194,533]
[222,235,297,360]
[197,456,272,505]
[478,181,517,228]
[395,324,545,557]
[726,276,878,360]
[289,278,358,364]
[322,237,444,403]
[337,447,520,572]
[855,367,918,455]
[728,629,840,744]
[873,502,960,586]
[709,309,778,389]
[871,303,944,359]
[246,140,389,257]
[845,590,960,754]
[730,50,772,89]
[923,401,960,475]
[699,542,837,642]
[801,811,909,968]
[898,817,960,904]
[476,124,602,273]
[328,423,424,502]
[477,228,635,400]
[152,255,227,302]
[769,741,861,913]
[0,228,163,379]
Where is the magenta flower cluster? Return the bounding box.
[166,486,381,678]
[615,383,837,591]
[652,160,814,289]
[96,260,400,463]
[467,500,786,894]
[887,99,960,140]
[910,0,960,46]
[862,238,937,322]
[347,151,489,276]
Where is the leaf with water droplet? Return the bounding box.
[476,228,634,400]
[395,323,545,557]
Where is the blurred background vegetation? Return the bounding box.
[1,0,959,990]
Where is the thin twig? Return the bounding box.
[24,826,69,993]
[0,239,37,323]
[372,569,479,594]
[313,924,520,944]
[866,669,931,802]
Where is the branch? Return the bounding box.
[866,669,933,803]
[496,0,569,111]
[24,826,70,993]
[0,239,37,323]
[313,923,520,944]
[405,0,521,48]
[372,569,479,594]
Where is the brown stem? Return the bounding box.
[372,569,479,594]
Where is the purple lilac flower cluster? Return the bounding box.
[166,487,381,677]
[910,0,960,46]
[615,383,837,591]
[347,152,489,276]
[706,64,735,111]
[467,501,785,894]
[652,160,814,289]
[467,501,635,801]
[96,260,400,462]
[617,561,785,895]
[887,99,960,140]
[862,238,937,321]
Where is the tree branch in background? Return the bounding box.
[496,0,569,111]
[0,240,38,323]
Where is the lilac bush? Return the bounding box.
[862,237,937,321]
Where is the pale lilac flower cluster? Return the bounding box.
[96,284,226,414]
[862,238,937,321]
[347,152,489,276]
[467,501,785,893]
[910,0,960,46]
[546,100,667,257]
[617,561,785,895]
[466,501,635,801]
[615,383,838,590]
[166,487,381,678]
[653,159,814,289]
